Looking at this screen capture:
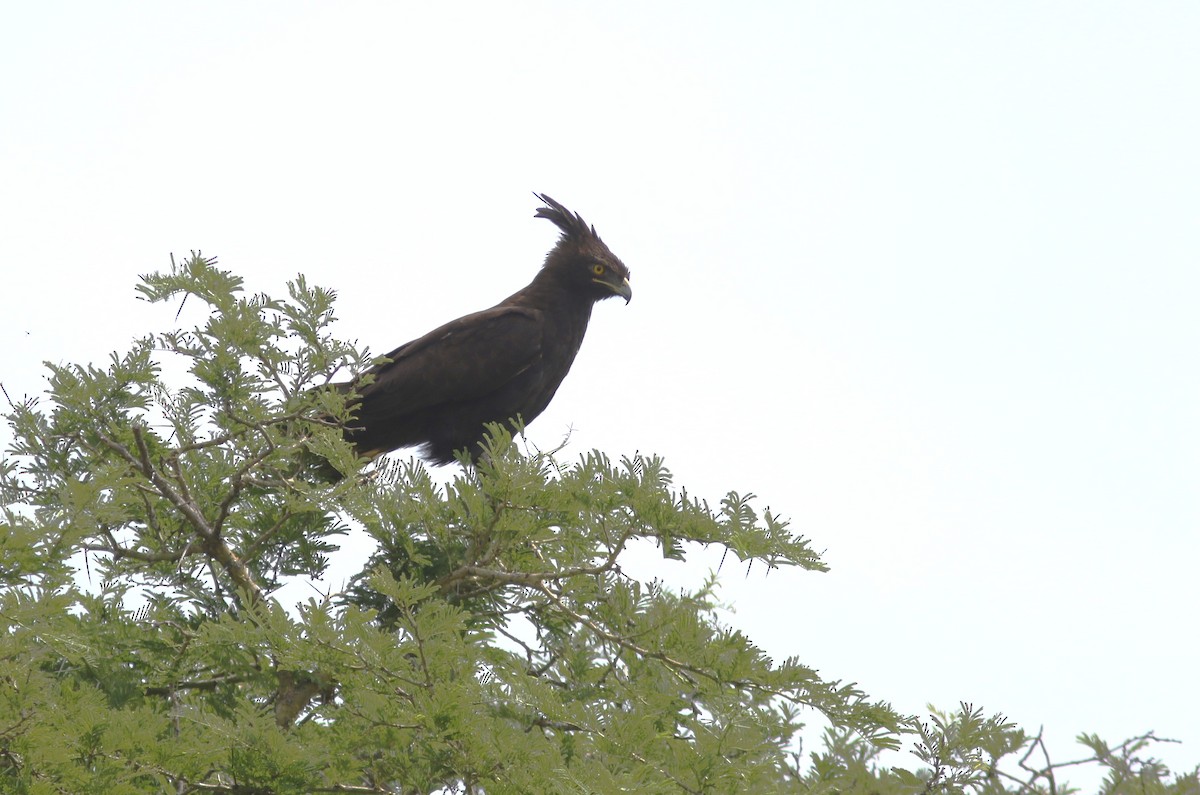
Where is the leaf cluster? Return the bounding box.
[1,255,1196,794]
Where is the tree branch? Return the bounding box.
[96,426,265,605]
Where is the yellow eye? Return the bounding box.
[591,263,606,276]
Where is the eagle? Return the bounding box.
[336,193,631,466]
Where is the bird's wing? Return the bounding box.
[354,305,544,419]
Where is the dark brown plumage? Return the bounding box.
[339,193,631,466]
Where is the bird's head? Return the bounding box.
[535,193,632,304]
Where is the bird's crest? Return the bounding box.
[534,193,601,245]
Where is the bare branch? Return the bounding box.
[144,675,247,696]
[82,542,196,564]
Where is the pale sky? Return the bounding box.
[3,2,1198,779]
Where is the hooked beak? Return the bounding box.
[604,277,632,304]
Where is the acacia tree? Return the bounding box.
[1,254,1195,794]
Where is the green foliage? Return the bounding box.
[1,253,1195,794]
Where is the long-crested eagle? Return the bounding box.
[336,193,631,466]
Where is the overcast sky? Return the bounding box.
[3,2,1198,780]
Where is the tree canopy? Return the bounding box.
[1,254,1195,794]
